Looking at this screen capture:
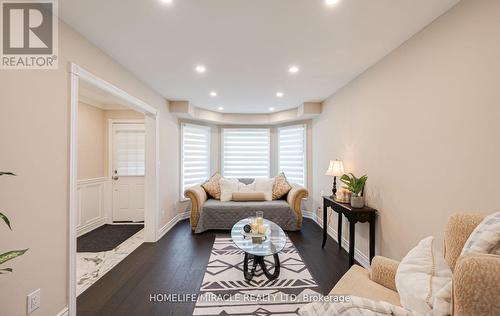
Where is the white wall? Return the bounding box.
[312,0,500,261]
[0,21,179,316]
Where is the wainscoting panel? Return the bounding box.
[77,178,111,237]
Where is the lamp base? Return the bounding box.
[331,176,337,197]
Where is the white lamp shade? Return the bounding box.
[325,160,344,176]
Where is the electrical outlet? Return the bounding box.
[27,289,41,314]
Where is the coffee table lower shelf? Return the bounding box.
[243,253,280,281]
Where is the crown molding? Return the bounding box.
[169,101,321,125]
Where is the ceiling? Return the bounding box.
[61,0,459,114]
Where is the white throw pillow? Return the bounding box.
[254,178,274,201]
[219,178,239,202]
[395,236,452,315]
[238,181,255,193]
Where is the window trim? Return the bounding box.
[180,122,211,200]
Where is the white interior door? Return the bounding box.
[112,123,145,222]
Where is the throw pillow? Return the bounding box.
[238,181,255,193]
[395,236,452,315]
[219,178,239,202]
[232,192,266,201]
[461,211,500,255]
[254,178,275,201]
[299,296,424,316]
[432,281,452,316]
[202,172,222,199]
[272,172,292,200]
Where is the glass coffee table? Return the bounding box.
[231,218,287,281]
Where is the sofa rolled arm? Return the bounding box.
[286,185,308,227]
[184,185,207,231]
[369,256,400,291]
[453,253,500,316]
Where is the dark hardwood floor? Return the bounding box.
[77,218,352,316]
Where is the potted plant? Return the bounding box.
[1,172,28,274]
[339,173,368,208]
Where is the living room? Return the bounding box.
[1,0,499,316]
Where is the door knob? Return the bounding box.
[113,175,119,180]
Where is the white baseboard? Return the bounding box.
[56,306,69,316]
[76,217,106,237]
[156,211,190,241]
[302,210,370,269]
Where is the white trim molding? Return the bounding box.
[170,101,321,125]
[76,178,110,237]
[157,211,191,241]
[71,64,157,116]
[302,210,370,269]
[69,63,160,316]
[56,307,69,316]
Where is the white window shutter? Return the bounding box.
[182,124,211,195]
[115,129,145,176]
[278,124,306,186]
[222,128,271,179]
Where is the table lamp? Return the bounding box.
[325,160,344,197]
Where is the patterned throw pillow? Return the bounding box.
[461,211,500,255]
[202,172,222,200]
[272,172,292,200]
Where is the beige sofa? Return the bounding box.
[185,182,308,232]
[330,213,500,315]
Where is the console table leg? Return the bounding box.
[369,216,375,264]
[322,200,327,248]
[337,212,342,249]
[349,221,355,267]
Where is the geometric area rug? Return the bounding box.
[193,236,322,315]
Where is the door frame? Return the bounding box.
[108,119,146,223]
[69,63,160,316]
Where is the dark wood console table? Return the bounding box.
[322,196,377,267]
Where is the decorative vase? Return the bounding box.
[350,195,365,208]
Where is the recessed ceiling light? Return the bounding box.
[276,92,284,97]
[288,66,299,74]
[195,65,206,73]
[325,0,340,5]
[160,0,173,4]
[269,107,275,112]
[217,107,224,111]
[210,91,217,97]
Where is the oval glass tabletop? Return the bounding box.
[231,218,287,256]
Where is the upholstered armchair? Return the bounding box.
[330,214,500,316]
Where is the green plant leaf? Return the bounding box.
[0,212,11,230]
[0,268,13,274]
[0,172,16,176]
[0,249,28,265]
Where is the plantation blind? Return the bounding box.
[115,126,145,176]
[222,128,271,179]
[182,123,211,195]
[278,124,306,186]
